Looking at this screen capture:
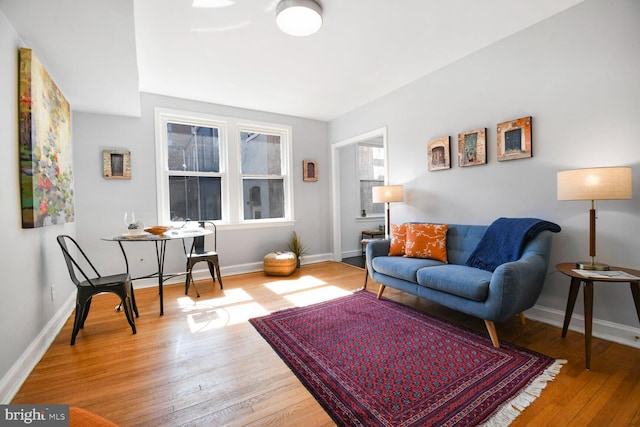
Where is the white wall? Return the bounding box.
[0,10,77,401]
[72,93,331,282]
[330,0,640,331]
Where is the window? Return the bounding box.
[240,130,285,220]
[155,108,293,227]
[358,144,385,216]
[167,123,222,222]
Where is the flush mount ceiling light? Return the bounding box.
[276,0,323,36]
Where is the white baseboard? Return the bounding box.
[525,304,640,349]
[133,252,335,288]
[0,292,75,403]
[341,249,363,259]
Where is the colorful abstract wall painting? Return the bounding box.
[19,48,74,228]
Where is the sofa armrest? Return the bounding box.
[365,239,390,274]
[487,252,548,321]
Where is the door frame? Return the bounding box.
[330,127,388,261]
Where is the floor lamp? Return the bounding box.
[557,166,632,270]
[372,185,404,239]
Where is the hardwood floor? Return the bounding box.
[12,261,640,426]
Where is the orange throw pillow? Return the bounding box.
[404,223,449,262]
[388,223,407,256]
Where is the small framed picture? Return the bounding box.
[458,128,487,167]
[103,149,131,179]
[497,116,532,161]
[427,136,450,171]
[303,160,318,182]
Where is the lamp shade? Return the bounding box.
[276,0,322,36]
[557,167,632,201]
[372,185,404,204]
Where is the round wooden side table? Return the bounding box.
[556,262,640,370]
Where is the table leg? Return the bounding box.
[562,277,581,337]
[115,241,139,317]
[155,240,168,316]
[584,280,594,370]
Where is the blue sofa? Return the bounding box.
[366,221,558,347]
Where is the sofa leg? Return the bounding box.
[376,285,386,299]
[484,320,500,348]
[519,312,526,325]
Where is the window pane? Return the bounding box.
[167,123,219,172]
[359,145,385,214]
[169,176,221,221]
[358,145,384,180]
[243,178,284,220]
[241,132,281,175]
[361,181,384,215]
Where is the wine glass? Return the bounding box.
[124,212,136,231]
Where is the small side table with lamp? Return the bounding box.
[556,166,634,369]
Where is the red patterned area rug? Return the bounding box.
[250,290,565,426]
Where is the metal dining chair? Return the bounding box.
[183,221,223,297]
[57,235,137,345]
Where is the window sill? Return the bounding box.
[355,215,384,223]
[216,220,296,231]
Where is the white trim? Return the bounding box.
[341,249,363,259]
[331,127,388,262]
[235,122,294,223]
[154,107,293,227]
[0,292,75,404]
[526,304,640,349]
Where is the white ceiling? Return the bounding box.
[1,0,584,121]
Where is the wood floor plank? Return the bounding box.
[11,261,640,426]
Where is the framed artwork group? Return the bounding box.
[427,116,532,171]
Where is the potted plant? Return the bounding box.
[287,231,308,267]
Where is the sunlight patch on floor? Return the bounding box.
[176,288,270,332]
[284,285,351,307]
[264,275,327,295]
[177,288,253,311]
[185,302,269,332]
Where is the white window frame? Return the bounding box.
[155,107,294,229]
[236,122,294,225]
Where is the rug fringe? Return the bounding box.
[481,359,567,427]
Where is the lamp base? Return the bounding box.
[575,261,610,271]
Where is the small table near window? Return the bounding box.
[361,230,385,256]
[104,228,212,316]
[556,262,640,370]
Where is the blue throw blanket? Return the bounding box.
[466,217,561,272]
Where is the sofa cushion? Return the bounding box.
[404,223,448,262]
[372,256,444,283]
[416,264,492,302]
[444,224,487,265]
[388,223,407,256]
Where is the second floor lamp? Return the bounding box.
[372,185,404,239]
